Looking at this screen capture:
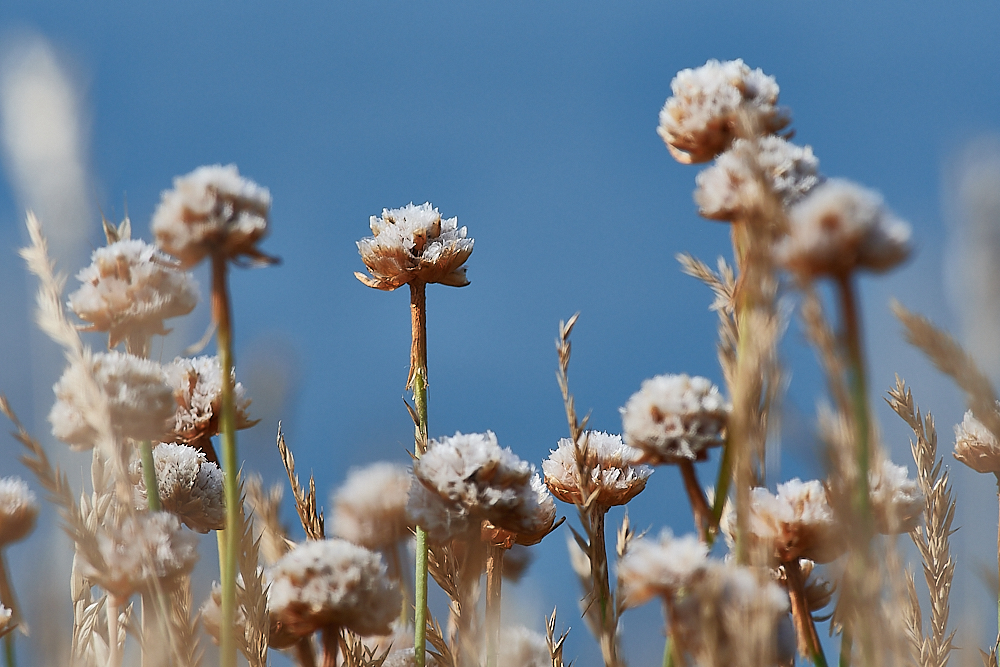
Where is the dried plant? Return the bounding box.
[277,424,325,541]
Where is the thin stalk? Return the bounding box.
[321,626,340,667]
[709,432,733,541]
[785,559,829,667]
[839,629,852,667]
[485,544,504,667]
[106,597,121,667]
[995,479,1000,652]
[294,638,317,667]
[212,254,240,667]
[678,461,712,543]
[0,553,16,667]
[139,440,161,511]
[389,541,411,626]
[410,281,430,667]
[589,511,621,667]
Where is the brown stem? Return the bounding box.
[589,510,622,667]
[678,461,712,543]
[785,559,828,667]
[321,626,340,667]
[408,281,428,405]
[485,544,504,667]
[294,637,317,667]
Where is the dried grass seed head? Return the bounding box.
[868,459,923,534]
[658,59,791,164]
[267,538,401,637]
[727,479,842,564]
[67,239,198,348]
[543,431,652,507]
[49,350,175,449]
[413,431,555,539]
[954,409,1000,474]
[80,511,199,601]
[356,202,474,290]
[620,374,729,465]
[130,443,225,533]
[777,178,912,279]
[0,477,39,546]
[165,355,255,454]
[617,529,709,607]
[695,136,821,221]
[331,462,413,550]
[151,164,272,268]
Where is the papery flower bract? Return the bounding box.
[954,409,1000,474]
[776,179,911,279]
[659,59,791,164]
[331,462,413,550]
[0,477,39,546]
[355,202,474,291]
[727,479,843,564]
[49,351,175,449]
[151,164,272,268]
[80,511,199,601]
[695,137,821,221]
[164,355,256,462]
[498,626,551,667]
[617,530,709,607]
[481,474,557,547]
[620,374,729,465]
[868,460,923,534]
[267,538,401,638]
[130,443,225,533]
[406,481,475,544]
[543,431,651,507]
[67,239,198,348]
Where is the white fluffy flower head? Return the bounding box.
[695,137,821,221]
[356,202,474,291]
[131,443,225,533]
[0,477,39,546]
[68,239,198,348]
[151,164,272,268]
[543,431,651,507]
[268,538,401,637]
[869,460,923,534]
[621,374,729,464]
[49,351,175,449]
[658,59,791,164]
[617,530,709,607]
[777,179,911,279]
[954,410,1000,474]
[331,462,413,550]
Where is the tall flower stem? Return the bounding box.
[485,544,504,667]
[678,461,712,543]
[139,441,161,511]
[409,281,430,667]
[0,552,17,667]
[785,559,828,667]
[212,254,240,667]
[106,597,121,667]
[995,478,1000,652]
[588,510,621,667]
[321,626,340,667]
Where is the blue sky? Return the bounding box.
[0,2,999,664]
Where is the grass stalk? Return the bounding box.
[409,280,430,667]
[0,553,16,667]
[138,441,161,511]
[106,597,121,667]
[485,544,504,667]
[212,254,240,667]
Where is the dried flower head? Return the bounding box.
[267,538,401,637]
[0,604,11,635]
[201,578,297,649]
[620,374,729,465]
[695,137,821,221]
[67,239,198,348]
[727,479,842,564]
[355,202,474,290]
[954,409,1000,474]
[406,481,475,543]
[543,431,652,507]
[617,530,709,607]
[777,179,912,279]
[868,460,923,534]
[658,59,791,164]
[412,431,556,541]
[498,626,550,667]
[130,443,225,533]
[0,477,39,546]
[164,355,256,461]
[331,462,413,550]
[79,511,199,601]
[481,474,557,547]
[151,164,273,268]
[49,351,175,449]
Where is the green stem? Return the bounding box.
[709,432,733,545]
[212,254,240,667]
[139,441,161,511]
[410,281,430,667]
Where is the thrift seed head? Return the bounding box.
[659,59,790,164]
[331,462,413,550]
[543,431,652,507]
[68,239,198,348]
[406,481,475,543]
[267,538,401,637]
[151,164,272,268]
[777,178,911,279]
[620,374,729,465]
[0,477,39,546]
[355,202,474,290]
[498,626,550,667]
[954,409,1000,474]
[617,530,709,607]
[868,460,923,534]
[130,443,225,533]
